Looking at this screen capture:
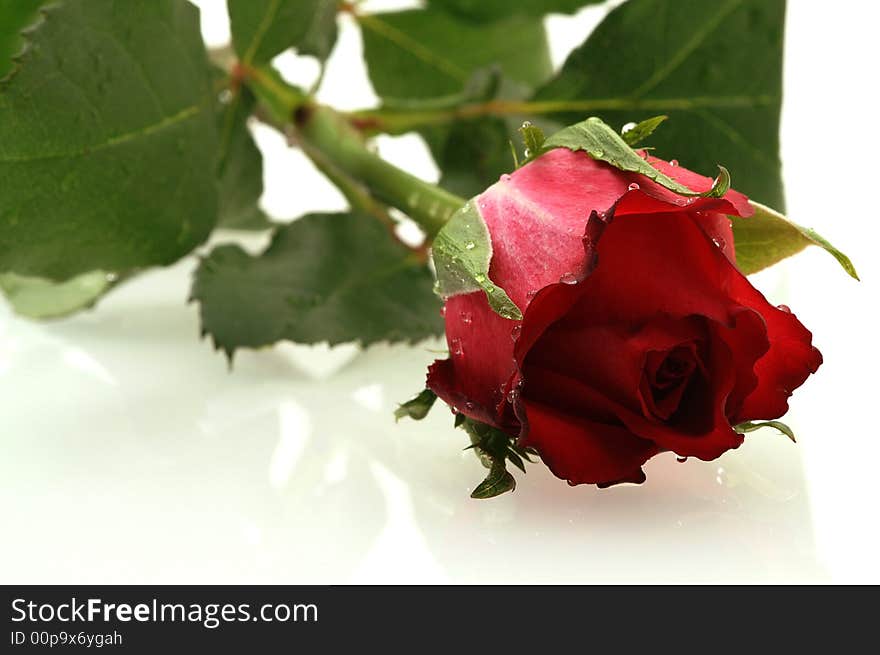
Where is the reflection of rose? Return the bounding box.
[428,149,821,487]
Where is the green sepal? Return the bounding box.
[621,115,668,146]
[519,120,546,160]
[471,463,516,499]
[542,117,731,198]
[432,200,522,321]
[731,201,859,279]
[458,416,527,499]
[735,420,797,443]
[394,389,438,422]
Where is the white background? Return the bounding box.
[1,0,878,583]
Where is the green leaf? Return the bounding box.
[471,462,516,499]
[534,0,787,209]
[395,389,438,422]
[0,0,48,79]
[432,200,522,321]
[216,84,272,230]
[227,0,338,64]
[731,201,859,279]
[429,0,604,22]
[361,7,555,198]
[543,117,728,198]
[735,420,796,443]
[0,0,219,280]
[360,8,552,100]
[0,270,111,319]
[621,115,668,146]
[192,212,444,357]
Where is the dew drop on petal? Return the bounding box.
[510,325,522,341]
[628,182,640,191]
[670,159,679,167]
[677,456,688,463]
[439,305,446,317]
[451,337,464,357]
[465,401,474,411]
[460,311,473,325]
[499,174,511,183]
[559,272,578,285]
[777,304,792,313]
[507,389,519,404]
[712,237,725,249]
[526,289,539,299]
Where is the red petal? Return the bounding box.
[726,278,823,421]
[521,398,658,486]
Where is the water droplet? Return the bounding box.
[559,272,578,285]
[712,237,725,249]
[465,401,474,411]
[105,272,119,283]
[521,120,532,129]
[218,89,233,104]
[676,456,688,463]
[451,338,464,357]
[460,311,472,325]
[464,241,475,250]
[510,325,522,341]
[592,149,604,158]
[716,466,726,486]
[499,173,511,183]
[669,159,679,167]
[621,121,637,134]
[439,305,446,317]
[507,389,519,404]
[474,274,486,284]
[777,304,792,314]
[523,148,531,158]
[526,289,539,299]
[628,182,640,191]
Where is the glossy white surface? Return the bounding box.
[1,1,878,584]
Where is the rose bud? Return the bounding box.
[427,147,821,487]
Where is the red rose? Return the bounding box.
[427,148,822,487]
